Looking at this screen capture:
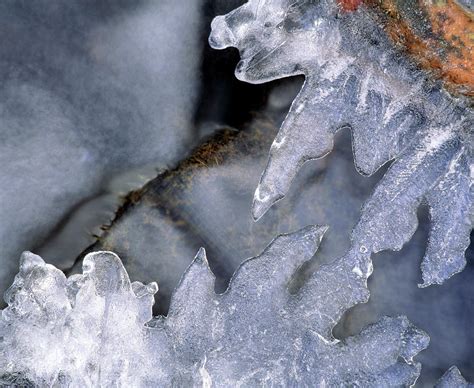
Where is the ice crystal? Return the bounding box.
[1,226,429,386]
[209,0,473,286]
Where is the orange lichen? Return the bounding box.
[367,0,474,96]
[424,0,474,95]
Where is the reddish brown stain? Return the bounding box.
[366,0,474,96]
[338,0,363,11]
[425,0,474,95]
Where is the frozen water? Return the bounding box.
[209,0,473,285]
[1,226,429,386]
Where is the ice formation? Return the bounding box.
[209,0,473,286]
[1,226,430,386]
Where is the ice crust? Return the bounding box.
[209,0,473,286]
[1,226,430,386]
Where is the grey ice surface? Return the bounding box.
[209,0,473,285]
[1,227,429,386]
[0,0,203,293]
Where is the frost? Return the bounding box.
[209,0,473,286]
[1,226,429,386]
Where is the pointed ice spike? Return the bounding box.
[194,247,208,264]
[353,127,462,253]
[420,150,472,286]
[227,225,327,296]
[167,247,215,321]
[252,79,351,220]
[436,366,473,387]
